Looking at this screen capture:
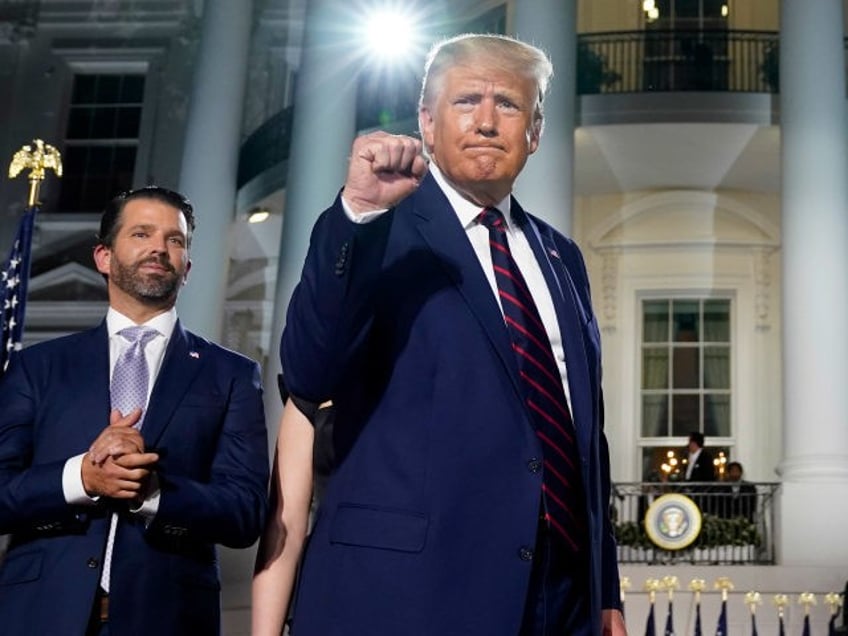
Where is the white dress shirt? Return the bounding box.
[61,307,177,512]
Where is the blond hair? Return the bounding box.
[419,33,553,134]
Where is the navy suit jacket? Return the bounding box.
[0,321,269,636]
[282,174,621,635]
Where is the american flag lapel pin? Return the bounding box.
[189,351,200,359]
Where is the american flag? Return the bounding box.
[1,206,37,375]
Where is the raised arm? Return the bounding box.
[251,398,316,636]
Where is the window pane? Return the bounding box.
[642,347,669,389]
[72,75,97,104]
[704,346,730,389]
[672,346,700,388]
[116,106,142,137]
[88,147,113,173]
[96,75,121,103]
[643,300,669,342]
[66,107,93,139]
[91,107,118,138]
[703,299,730,341]
[671,394,700,436]
[641,395,668,437]
[673,300,699,342]
[704,394,730,437]
[121,75,145,103]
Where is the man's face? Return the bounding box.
[419,63,540,207]
[94,198,191,310]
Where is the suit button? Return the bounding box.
[518,547,534,561]
[527,458,542,473]
[87,557,99,568]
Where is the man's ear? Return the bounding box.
[419,106,435,152]
[527,120,542,155]
[93,244,111,276]
[182,259,192,286]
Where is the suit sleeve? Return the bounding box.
[0,354,76,533]
[150,357,270,549]
[281,194,393,403]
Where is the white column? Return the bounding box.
[169,1,254,623]
[511,0,576,235]
[176,0,253,340]
[263,0,359,429]
[778,0,848,565]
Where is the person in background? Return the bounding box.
[0,186,269,636]
[252,381,335,636]
[683,431,716,515]
[720,461,757,522]
[275,33,627,636]
[684,431,716,482]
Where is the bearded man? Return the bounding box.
[0,186,269,636]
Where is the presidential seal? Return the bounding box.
[644,493,702,550]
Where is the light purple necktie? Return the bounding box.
[110,326,158,428]
[102,325,158,593]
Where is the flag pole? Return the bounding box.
[2,139,62,373]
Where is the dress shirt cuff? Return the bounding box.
[63,454,99,505]
[130,471,160,523]
[341,196,388,223]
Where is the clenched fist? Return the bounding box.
[342,131,429,215]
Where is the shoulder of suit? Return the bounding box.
[182,329,261,368]
[21,324,103,357]
[521,209,579,249]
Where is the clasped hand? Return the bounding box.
[81,409,159,500]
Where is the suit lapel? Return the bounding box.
[72,323,112,447]
[411,175,523,400]
[142,321,205,448]
[513,200,595,452]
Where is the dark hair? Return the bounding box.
[726,461,743,473]
[688,431,705,447]
[97,185,195,248]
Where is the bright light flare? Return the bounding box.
[362,7,418,63]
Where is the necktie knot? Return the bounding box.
[118,326,159,348]
[477,207,507,232]
[111,326,158,423]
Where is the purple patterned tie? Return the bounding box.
[478,208,586,551]
[102,325,158,593]
[110,326,158,428]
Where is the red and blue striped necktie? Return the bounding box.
[478,207,586,550]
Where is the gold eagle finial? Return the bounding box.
[9,139,63,207]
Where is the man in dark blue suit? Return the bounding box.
[281,34,626,635]
[0,187,269,635]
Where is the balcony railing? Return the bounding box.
[611,481,780,565]
[578,30,779,94]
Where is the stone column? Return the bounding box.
[778,0,848,565]
[176,0,253,340]
[264,0,359,429]
[511,0,576,235]
[168,1,255,625]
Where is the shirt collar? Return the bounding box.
[106,306,177,339]
[429,162,513,231]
